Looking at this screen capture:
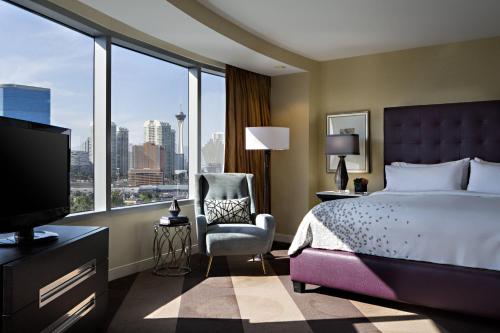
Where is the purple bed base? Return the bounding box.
[290,248,500,319]
[290,100,500,319]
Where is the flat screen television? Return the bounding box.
[0,116,70,245]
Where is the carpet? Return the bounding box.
[103,244,498,333]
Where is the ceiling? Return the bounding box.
[79,0,500,75]
[79,0,303,76]
[200,0,500,61]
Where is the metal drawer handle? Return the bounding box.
[41,293,96,333]
[39,259,96,308]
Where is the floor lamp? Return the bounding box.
[245,127,290,214]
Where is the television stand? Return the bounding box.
[0,225,108,332]
[0,227,58,246]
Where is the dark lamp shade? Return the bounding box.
[325,134,360,155]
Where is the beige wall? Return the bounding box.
[60,203,196,280]
[270,36,500,237]
[45,0,500,271]
[317,36,500,192]
[61,36,500,273]
[270,73,312,236]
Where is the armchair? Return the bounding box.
[195,173,276,277]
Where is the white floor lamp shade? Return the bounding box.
[245,127,289,214]
[245,127,290,150]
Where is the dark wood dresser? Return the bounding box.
[0,225,108,333]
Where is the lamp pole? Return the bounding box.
[263,149,271,214]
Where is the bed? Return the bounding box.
[289,100,500,319]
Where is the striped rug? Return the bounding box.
[104,244,498,333]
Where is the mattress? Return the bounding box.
[289,191,500,271]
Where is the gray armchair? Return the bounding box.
[195,173,276,277]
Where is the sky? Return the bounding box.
[0,0,225,150]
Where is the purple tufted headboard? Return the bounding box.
[384,100,500,166]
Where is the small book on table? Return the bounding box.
[160,215,189,225]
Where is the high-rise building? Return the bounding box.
[143,142,166,171]
[128,143,134,171]
[82,136,91,155]
[0,84,50,124]
[70,150,92,177]
[131,142,165,171]
[111,122,117,179]
[87,123,93,164]
[130,144,142,170]
[116,127,129,178]
[202,132,225,173]
[143,120,175,178]
[71,150,90,167]
[128,169,164,187]
[175,108,186,171]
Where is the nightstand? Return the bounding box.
[316,191,369,202]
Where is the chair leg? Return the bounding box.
[260,254,266,274]
[205,255,213,278]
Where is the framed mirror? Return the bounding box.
[326,110,370,173]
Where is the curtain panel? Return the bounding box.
[224,65,271,213]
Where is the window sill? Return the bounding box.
[62,198,194,223]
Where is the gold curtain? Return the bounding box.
[224,65,271,213]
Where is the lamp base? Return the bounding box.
[335,156,349,191]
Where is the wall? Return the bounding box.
[61,202,196,281]
[318,36,500,192]
[269,36,500,239]
[42,1,500,272]
[270,73,311,237]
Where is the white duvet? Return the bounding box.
[289,191,500,271]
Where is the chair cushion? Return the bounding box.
[205,224,268,256]
[204,173,250,201]
[204,197,251,225]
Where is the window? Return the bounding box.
[0,1,94,213]
[201,72,225,173]
[111,45,189,208]
[2,1,226,213]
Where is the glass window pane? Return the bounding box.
[0,1,94,213]
[111,45,189,208]
[201,72,225,173]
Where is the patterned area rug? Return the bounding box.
[104,244,498,333]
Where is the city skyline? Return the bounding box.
[75,118,224,175]
[0,0,225,151]
[0,0,225,211]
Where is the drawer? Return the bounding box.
[2,261,107,333]
[2,229,108,315]
[66,292,108,333]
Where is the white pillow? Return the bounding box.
[467,160,500,194]
[474,157,500,166]
[385,163,463,192]
[391,158,470,189]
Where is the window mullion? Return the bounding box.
[94,36,112,212]
[188,67,201,198]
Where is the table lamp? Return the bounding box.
[246,127,289,213]
[326,134,360,191]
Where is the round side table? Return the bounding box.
[152,221,192,276]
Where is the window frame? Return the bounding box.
[6,0,226,216]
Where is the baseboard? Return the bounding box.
[109,234,294,281]
[274,233,294,244]
[108,244,199,281]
